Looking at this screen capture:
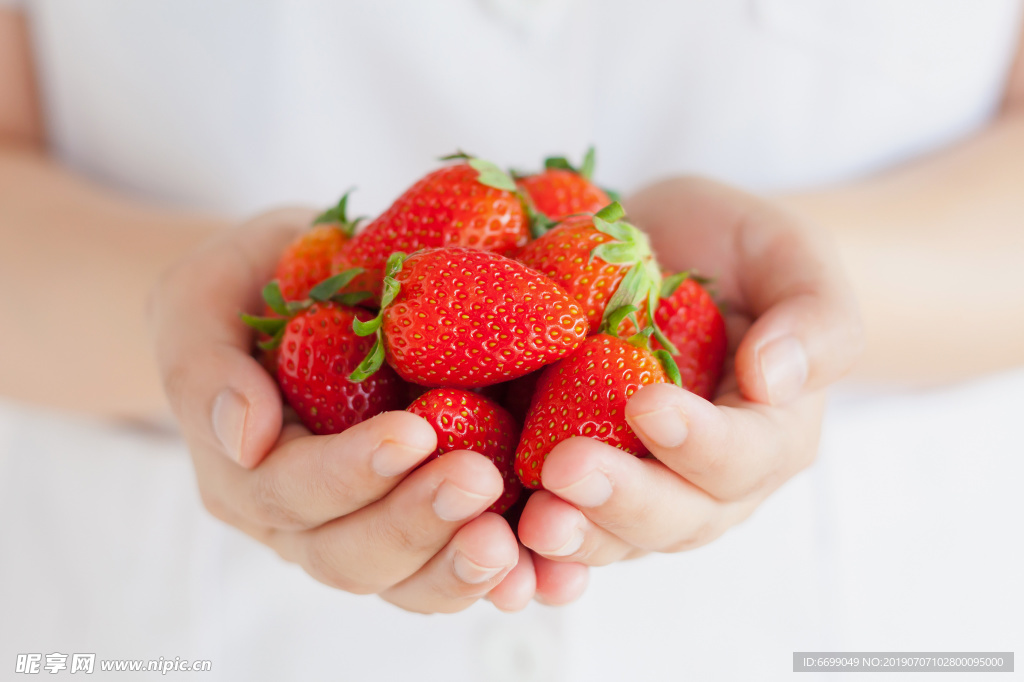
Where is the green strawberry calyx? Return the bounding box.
[439,151,518,192]
[591,202,680,356]
[312,188,364,237]
[542,146,597,180]
[534,146,621,200]
[603,304,682,388]
[349,251,407,382]
[526,203,557,239]
[444,150,558,239]
[601,303,641,338]
[239,267,369,351]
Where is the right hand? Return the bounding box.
[148,208,589,613]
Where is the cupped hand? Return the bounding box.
[517,177,864,565]
[148,208,588,613]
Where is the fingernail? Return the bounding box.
[628,403,689,448]
[453,552,506,584]
[549,470,612,508]
[433,481,493,522]
[759,335,809,405]
[212,389,248,462]
[546,527,584,557]
[371,441,430,477]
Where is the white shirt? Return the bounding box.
[2,2,1022,680]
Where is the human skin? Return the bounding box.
[3,9,1024,600]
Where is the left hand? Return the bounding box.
[517,176,864,565]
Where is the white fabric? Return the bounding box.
[24,0,1023,214]
[2,1,1023,680]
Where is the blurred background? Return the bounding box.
[1,1,1022,680]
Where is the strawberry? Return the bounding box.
[516,148,613,225]
[241,272,405,435]
[349,247,590,388]
[332,154,530,296]
[653,273,728,400]
[514,307,681,489]
[516,201,675,349]
[407,388,521,514]
[274,191,360,302]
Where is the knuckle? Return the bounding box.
[574,545,615,567]
[367,507,428,554]
[679,445,725,479]
[251,472,304,529]
[665,518,723,553]
[425,576,482,612]
[313,443,362,505]
[304,534,376,595]
[724,470,767,501]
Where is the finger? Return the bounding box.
[487,544,537,613]
[380,513,520,614]
[627,178,864,405]
[150,208,315,469]
[271,450,504,595]
[518,490,634,566]
[526,437,742,557]
[532,555,589,606]
[218,411,438,530]
[624,382,825,501]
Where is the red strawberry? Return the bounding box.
[332,155,530,294]
[514,309,681,489]
[516,148,612,223]
[273,192,359,302]
[349,247,590,388]
[516,201,673,346]
[407,388,521,514]
[242,274,405,435]
[653,274,727,400]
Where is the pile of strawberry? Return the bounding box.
[243,150,727,515]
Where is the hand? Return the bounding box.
[516,177,864,565]
[148,208,588,612]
